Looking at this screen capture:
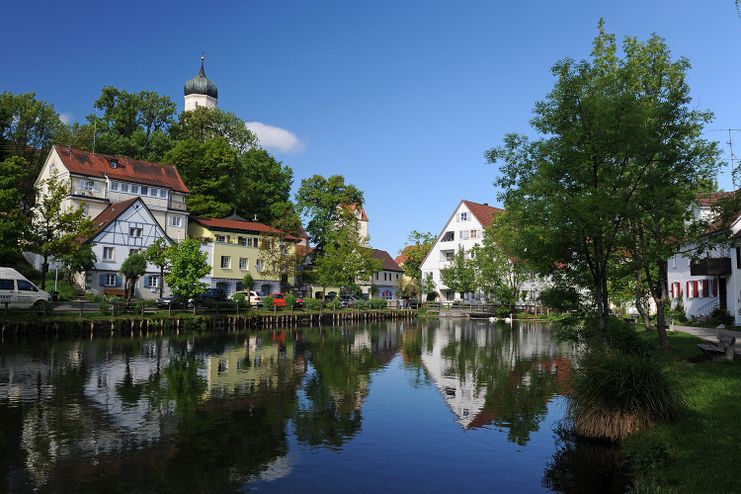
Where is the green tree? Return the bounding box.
[242,272,255,291]
[165,238,210,311]
[296,175,364,256]
[470,223,531,312]
[258,233,305,292]
[27,171,93,289]
[144,238,171,298]
[0,92,63,168]
[59,244,96,284]
[400,230,436,301]
[0,156,32,260]
[120,252,148,304]
[488,21,720,337]
[238,148,296,226]
[440,247,476,299]
[172,106,257,153]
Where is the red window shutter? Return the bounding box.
[693,280,699,298]
[686,281,690,298]
[712,279,718,297]
[670,283,675,298]
[702,279,709,298]
[678,282,682,298]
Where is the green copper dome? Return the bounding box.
[184,56,218,99]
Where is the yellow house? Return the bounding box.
[189,215,302,296]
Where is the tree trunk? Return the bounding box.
[594,274,610,336]
[41,259,49,290]
[635,269,653,331]
[654,260,671,351]
[159,266,164,298]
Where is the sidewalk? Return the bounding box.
[669,324,741,356]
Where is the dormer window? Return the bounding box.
[110,182,119,191]
[109,160,118,169]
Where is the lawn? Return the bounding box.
[626,330,741,493]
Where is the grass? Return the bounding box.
[624,329,741,493]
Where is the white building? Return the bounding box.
[667,192,741,324]
[369,249,403,299]
[79,197,171,299]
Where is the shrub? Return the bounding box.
[707,308,733,327]
[306,298,322,310]
[356,299,370,310]
[325,298,342,310]
[668,300,687,323]
[495,306,512,318]
[370,298,388,310]
[232,293,246,308]
[263,296,274,310]
[569,347,684,441]
[285,293,297,310]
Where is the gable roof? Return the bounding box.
[82,197,158,243]
[52,145,189,193]
[694,192,734,208]
[461,200,504,227]
[191,216,302,242]
[371,248,404,272]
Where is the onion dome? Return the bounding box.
[184,56,218,99]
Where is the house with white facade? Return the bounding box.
[369,249,403,299]
[667,192,741,324]
[78,197,171,299]
[420,199,543,303]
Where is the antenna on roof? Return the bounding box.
[253,214,258,222]
[92,114,97,154]
[713,129,741,190]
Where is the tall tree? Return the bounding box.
[440,247,476,299]
[165,238,210,311]
[144,238,172,298]
[488,21,719,337]
[172,106,257,153]
[296,175,364,256]
[0,156,32,260]
[258,233,306,292]
[27,171,94,289]
[0,92,62,167]
[400,231,436,301]
[120,252,148,304]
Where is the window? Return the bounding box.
[441,231,454,242]
[81,179,95,191]
[109,160,118,169]
[130,185,139,194]
[0,279,14,290]
[82,203,90,215]
[150,188,158,197]
[104,274,117,287]
[384,272,388,281]
[103,247,115,261]
[460,230,470,240]
[737,247,741,269]
[17,280,37,292]
[160,189,168,198]
[247,237,257,247]
[221,256,231,269]
[110,182,119,191]
[702,279,710,298]
[396,273,399,280]
[170,215,182,227]
[238,236,247,246]
[239,258,248,270]
[145,276,159,288]
[470,230,479,239]
[141,186,148,195]
[129,248,140,256]
[129,227,142,237]
[460,212,468,221]
[216,235,227,243]
[256,259,264,272]
[121,183,129,193]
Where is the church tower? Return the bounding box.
[184,55,218,111]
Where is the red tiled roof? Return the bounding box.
[695,192,733,207]
[53,145,189,193]
[191,216,302,242]
[82,197,141,243]
[461,200,504,227]
[371,248,404,272]
[297,224,309,239]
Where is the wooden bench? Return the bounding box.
[698,332,736,362]
[103,288,126,297]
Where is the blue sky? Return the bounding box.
[3,1,741,254]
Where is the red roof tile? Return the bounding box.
[53,145,188,193]
[695,192,734,207]
[371,248,404,272]
[461,200,504,227]
[82,197,141,243]
[191,216,302,242]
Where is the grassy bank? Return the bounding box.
[625,330,741,493]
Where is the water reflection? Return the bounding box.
[0,320,617,493]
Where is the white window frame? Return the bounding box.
[120,183,129,193]
[103,247,115,261]
[159,189,168,198]
[110,181,119,192]
[460,230,470,240]
[216,235,227,243]
[221,256,231,269]
[81,179,95,192]
[146,276,159,288]
[460,212,468,221]
[239,257,248,270]
[170,215,183,227]
[129,227,143,238]
[256,259,264,272]
[104,274,117,287]
[130,185,139,194]
[471,229,479,239]
[141,186,149,196]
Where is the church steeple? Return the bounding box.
[184,54,218,111]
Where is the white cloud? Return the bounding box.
[59,112,73,124]
[246,121,305,154]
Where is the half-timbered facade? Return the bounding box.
[79,198,171,299]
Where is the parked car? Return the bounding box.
[156,296,187,309]
[269,292,287,308]
[230,290,263,307]
[190,288,227,307]
[0,268,51,309]
[293,296,305,308]
[339,294,359,307]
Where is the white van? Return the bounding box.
[0,268,51,309]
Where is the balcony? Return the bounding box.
[70,187,106,199]
[690,258,731,276]
[168,197,187,211]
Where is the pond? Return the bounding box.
[0,319,628,493]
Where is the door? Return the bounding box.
[719,277,727,311]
